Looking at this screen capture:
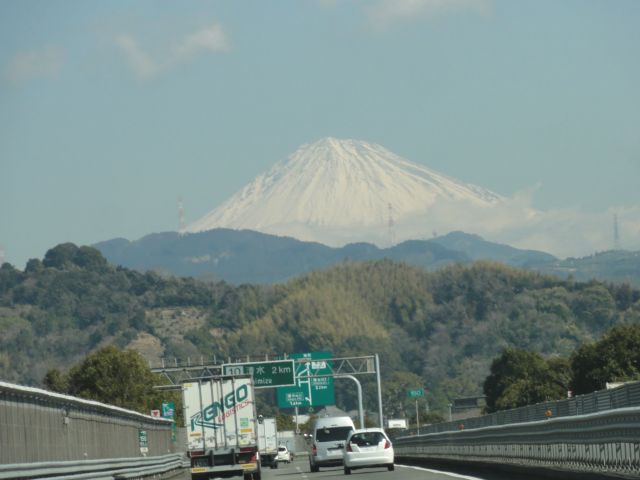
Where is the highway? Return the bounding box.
[178,458,530,480]
[261,459,517,480]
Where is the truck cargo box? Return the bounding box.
[183,376,260,480]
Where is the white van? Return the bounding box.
[309,416,355,472]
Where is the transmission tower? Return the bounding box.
[613,213,621,250]
[178,197,186,233]
[387,203,396,247]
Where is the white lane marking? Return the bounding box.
[398,464,486,480]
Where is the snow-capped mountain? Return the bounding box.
[185,137,505,246]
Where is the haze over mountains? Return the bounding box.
[182,137,635,257]
[94,229,640,286]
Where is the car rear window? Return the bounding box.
[278,447,287,452]
[316,426,353,442]
[349,432,386,446]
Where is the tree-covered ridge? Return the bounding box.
[210,261,640,407]
[1,244,639,415]
[0,243,283,383]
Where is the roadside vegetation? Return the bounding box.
[484,323,640,412]
[1,243,639,418]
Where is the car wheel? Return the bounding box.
[344,467,351,475]
[310,462,319,473]
[387,464,395,471]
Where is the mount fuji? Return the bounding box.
[185,137,506,246]
[94,138,639,283]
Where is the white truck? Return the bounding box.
[183,375,261,480]
[257,417,278,468]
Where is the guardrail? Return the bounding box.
[0,381,175,463]
[0,453,186,480]
[404,381,640,436]
[394,407,640,478]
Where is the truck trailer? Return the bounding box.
[183,375,261,480]
[257,417,278,468]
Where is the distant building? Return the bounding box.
[387,419,407,429]
[315,405,350,418]
[452,396,486,420]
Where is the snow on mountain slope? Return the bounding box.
[185,137,505,246]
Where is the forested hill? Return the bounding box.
[1,243,639,414]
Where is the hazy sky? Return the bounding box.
[1,0,639,268]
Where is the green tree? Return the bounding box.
[483,348,568,412]
[570,323,640,394]
[74,246,108,271]
[276,412,296,431]
[43,243,80,269]
[65,345,172,414]
[0,262,24,292]
[380,371,428,420]
[420,412,445,425]
[43,368,69,393]
[572,285,616,331]
[25,258,43,274]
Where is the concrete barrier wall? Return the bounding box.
[394,407,640,478]
[0,381,176,464]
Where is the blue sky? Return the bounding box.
[1,0,639,267]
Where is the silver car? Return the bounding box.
[309,416,355,472]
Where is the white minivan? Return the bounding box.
[309,416,356,472]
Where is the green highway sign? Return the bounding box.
[277,351,335,409]
[139,429,148,453]
[161,401,175,419]
[223,360,295,388]
[407,388,425,398]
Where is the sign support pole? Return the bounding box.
[376,354,383,428]
[336,375,364,429]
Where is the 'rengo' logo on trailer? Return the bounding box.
[190,383,250,431]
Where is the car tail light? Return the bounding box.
[312,444,317,455]
[384,440,391,449]
[346,443,353,452]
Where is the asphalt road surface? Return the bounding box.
[178,457,551,480]
[257,458,517,480]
